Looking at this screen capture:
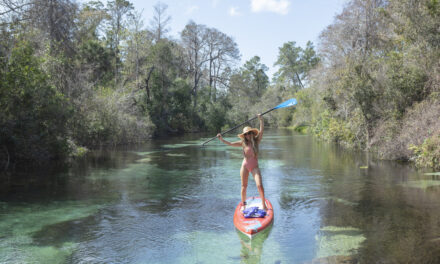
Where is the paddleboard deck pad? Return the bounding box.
[233,197,274,238]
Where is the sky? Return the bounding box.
[128,0,348,77]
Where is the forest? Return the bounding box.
[0,0,439,171]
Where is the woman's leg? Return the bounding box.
[252,168,267,211]
[240,164,249,211]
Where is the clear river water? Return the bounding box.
[1,129,440,264]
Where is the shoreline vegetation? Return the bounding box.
[1,0,439,173]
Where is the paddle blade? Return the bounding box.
[273,98,297,109]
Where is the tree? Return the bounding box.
[0,41,70,167]
[125,10,151,88]
[205,27,240,102]
[273,41,320,91]
[317,0,389,143]
[242,56,269,98]
[106,0,133,86]
[181,21,209,108]
[149,1,171,42]
[226,56,269,124]
[142,40,188,134]
[76,1,109,43]
[30,0,78,54]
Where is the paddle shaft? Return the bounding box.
[201,107,276,146]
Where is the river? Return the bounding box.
[1,129,440,263]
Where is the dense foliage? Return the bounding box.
[0,0,438,171]
[291,0,440,169]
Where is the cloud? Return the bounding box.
[250,0,290,15]
[186,5,199,15]
[229,6,242,16]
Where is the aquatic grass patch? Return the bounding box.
[132,150,161,156]
[0,238,77,264]
[200,145,238,152]
[259,135,292,140]
[259,159,286,169]
[0,202,101,237]
[401,180,440,189]
[160,138,210,149]
[85,161,159,181]
[315,226,366,259]
[161,143,196,149]
[424,172,440,176]
[316,196,358,207]
[25,242,77,264]
[136,157,152,163]
[0,202,101,264]
[165,153,188,157]
[173,231,241,263]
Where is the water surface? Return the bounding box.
[1,129,440,263]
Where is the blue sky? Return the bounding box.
[129,0,347,77]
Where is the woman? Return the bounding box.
[217,114,267,212]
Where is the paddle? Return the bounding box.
[201,98,298,146]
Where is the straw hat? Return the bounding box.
[238,126,259,139]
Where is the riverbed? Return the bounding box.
[1,129,440,263]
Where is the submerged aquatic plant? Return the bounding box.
[315,226,366,259]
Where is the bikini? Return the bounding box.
[242,145,258,172]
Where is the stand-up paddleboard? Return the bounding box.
[233,197,274,238]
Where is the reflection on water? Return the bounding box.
[1,129,440,263]
[236,224,273,264]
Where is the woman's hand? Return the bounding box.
[257,114,263,120]
[217,133,223,139]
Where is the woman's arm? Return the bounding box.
[217,134,242,147]
[257,114,264,142]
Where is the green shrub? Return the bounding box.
[0,40,70,166]
[409,134,440,170]
[313,110,355,146]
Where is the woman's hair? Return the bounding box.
[241,132,259,155]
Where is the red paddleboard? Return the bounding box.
[233,197,274,238]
